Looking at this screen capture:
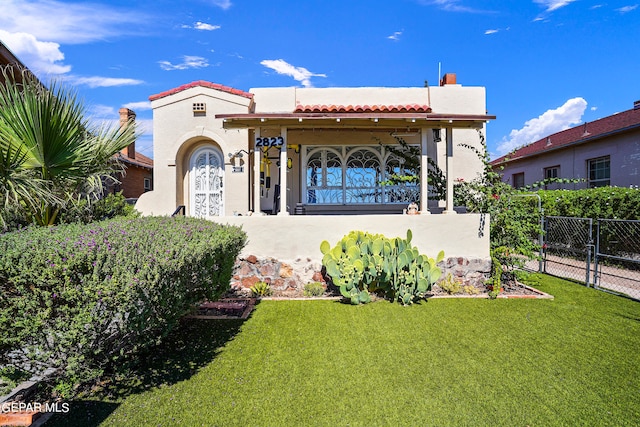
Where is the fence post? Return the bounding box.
[539,209,544,273]
[594,219,600,289]
[585,218,593,287]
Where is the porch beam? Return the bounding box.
[443,126,457,214]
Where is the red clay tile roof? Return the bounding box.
[149,81,253,101]
[491,107,640,165]
[294,104,432,113]
[117,151,153,169]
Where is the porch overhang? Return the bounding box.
[216,113,495,129]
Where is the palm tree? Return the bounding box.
[0,65,137,226]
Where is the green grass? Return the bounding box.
[50,274,640,426]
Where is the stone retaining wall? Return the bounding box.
[231,255,492,296]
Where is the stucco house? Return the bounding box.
[136,74,495,283]
[491,101,640,189]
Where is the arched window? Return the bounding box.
[345,148,382,204]
[306,148,343,204]
[190,147,224,217]
[304,145,419,205]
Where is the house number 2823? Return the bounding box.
[255,136,284,148]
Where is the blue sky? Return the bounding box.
[1,0,638,160]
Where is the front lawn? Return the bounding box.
[50,274,640,426]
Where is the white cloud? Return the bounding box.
[484,29,499,34]
[158,56,209,71]
[388,31,403,41]
[184,22,221,31]
[533,0,577,12]
[195,22,221,30]
[260,59,327,88]
[496,97,587,155]
[70,76,144,88]
[123,101,153,111]
[417,0,487,13]
[0,0,148,45]
[210,0,232,10]
[88,105,117,118]
[616,5,638,13]
[0,29,71,75]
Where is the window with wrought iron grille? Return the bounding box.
[588,156,610,187]
[304,145,419,205]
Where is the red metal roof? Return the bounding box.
[149,81,254,101]
[491,107,640,165]
[294,104,432,113]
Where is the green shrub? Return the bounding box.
[538,187,640,220]
[250,281,272,297]
[57,192,138,225]
[0,216,246,394]
[463,285,480,295]
[320,230,444,305]
[439,274,462,294]
[303,282,325,297]
[1,192,138,233]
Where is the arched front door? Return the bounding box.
[190,147,224,217]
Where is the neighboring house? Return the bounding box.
[0,40,32,86]
[491,101,640,189]
[135,74,496,270]
[109,108,154,200]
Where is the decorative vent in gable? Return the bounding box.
[193,102,206,116]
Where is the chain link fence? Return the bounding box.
[537,216,640,300]
[542,216,594,285]
[594,219,640,298]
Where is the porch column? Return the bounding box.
[253,128,261,214]
[278,126,289,215]
[419,127,431,214]
[444,126,457,214]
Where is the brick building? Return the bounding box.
[111,108,154,199]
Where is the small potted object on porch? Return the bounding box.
[406,202,419,215]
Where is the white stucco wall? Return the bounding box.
[217,213,490,262]
[136,86,253,216]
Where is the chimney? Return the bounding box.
[440,73,457,86]
[634,100,640,110]
[119,108,136,159]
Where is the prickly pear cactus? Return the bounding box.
[320,230,444,305]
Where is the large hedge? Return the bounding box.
[537,187,640,220]
[0,216,246,392]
